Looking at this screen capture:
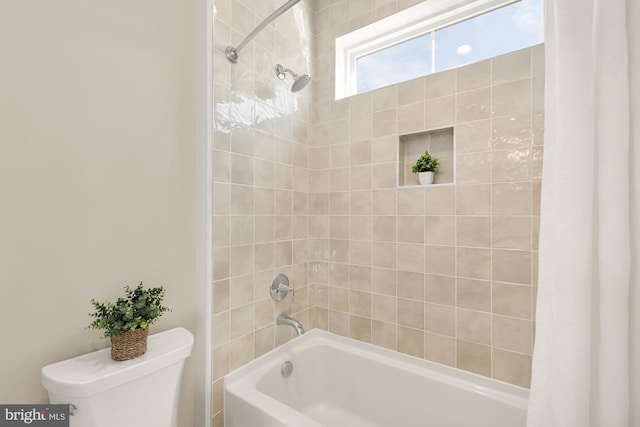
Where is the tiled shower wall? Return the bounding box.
[211,1,314,425]
[308,0,544,389]
[212,0,544,423]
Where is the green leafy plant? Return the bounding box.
[411,150,440,173]
[89,282,170,338]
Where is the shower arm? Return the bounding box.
[225,0,302,64]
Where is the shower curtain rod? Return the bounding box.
[225,0,302,64]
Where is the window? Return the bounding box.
[336,0,543,99]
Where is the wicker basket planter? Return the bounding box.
[110,328,148,361]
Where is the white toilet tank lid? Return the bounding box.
[41,327,194,398]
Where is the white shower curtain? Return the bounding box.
[527,0,639,426]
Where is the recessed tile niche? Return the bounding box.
[398,127,455,186]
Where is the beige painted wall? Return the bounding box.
[0,1,197,425]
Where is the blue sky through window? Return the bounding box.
[356,0,542,93]
[356,33,431,93]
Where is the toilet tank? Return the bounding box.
[41,327,193,427]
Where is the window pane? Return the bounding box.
[356,33,432,94]
[434,0,543,72]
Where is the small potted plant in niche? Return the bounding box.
[411,150,440,185]
[89,282,170,361]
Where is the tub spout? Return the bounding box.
[276,314,305,336]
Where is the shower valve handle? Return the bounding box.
[271,273,295,304]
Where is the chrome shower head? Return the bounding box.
[275,64,311,93]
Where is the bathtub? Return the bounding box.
[224,329,528,427]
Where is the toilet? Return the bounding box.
[41,327,193,427]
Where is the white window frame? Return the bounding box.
[335,0,520,100]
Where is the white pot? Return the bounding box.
[418,171,434,185]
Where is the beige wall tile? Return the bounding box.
[457,278,491,312]
[373,216,396,241]
[457,152,492,184]
[425,274,455,305]
[425,215,455,245]
[398,102,425,133]
[457,216,490,248]
[492,315,532,354]
[457,308,491,345]
[398,216,424,243]
[330,263,350,287]
[350,265,372,291]
[254,325,275,358]
[397,271,424,300]
[456,119,492,154]
[426,69,456,99]
[230,274,254,308]
[350,139,372,165]
[425,185,455,215]
[425,303,455,336]
[457,247,491,280]
[425,245,455,275]
[230,245,254,277]
[330,216,350,239]
[373,189,397,215]
[492,114,532,149]
[350,165,372,190]
[373,163,397,189]
[372,293,396,323]
[350,114,372,142]
[229,333,254,371]
[493,182,531,215]
[350,315,372,342]
[492,216,532,250]
[397,325,424,358]
[329,286,349,312]
[398,187,425,215]
[492,148,531,182]
[397,298,424,329]
[397,243,424,272]
[457,59,490,92]
[456,184,491,215]
[331,143,350,167]
[372,108,397,137]
[213,311,230,348]
[457,340,491,376]
[398,78,425,105]
[329,310,350,336]
[372,85,397,112]
[372,267,397,295]
[372,320,397,350]
[492,282,532,319]
[425,332,456,367]
[372,242,396,269]
[350,190,372,214]
[213,279,230,313]
[492,79,531,117]
[372,135,398,163]
[493,249,531,284]
[492,49,531,85]
[212,344,229,381]
[350,215,372,241]
[456,87,490,123]
[425,95,455,128]
[350,240,372,266]
[350,290,372,317]
[493,348,532,388]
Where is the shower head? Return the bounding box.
[275,64,311,93]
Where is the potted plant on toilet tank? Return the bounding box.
[88,282,170,361]
[412,150,440,185]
